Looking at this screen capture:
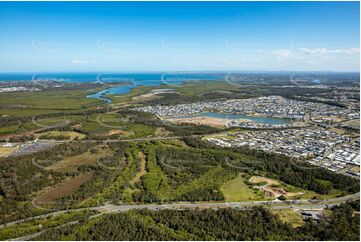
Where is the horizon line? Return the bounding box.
[0,70,360,74]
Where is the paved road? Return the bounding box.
[3,192,359,241]
[1,192,359,230]
[101,192,360,213]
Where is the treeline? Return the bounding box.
[34,200,360,241]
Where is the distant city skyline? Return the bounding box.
[0,1,359,72]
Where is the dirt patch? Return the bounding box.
[167,116,227,127]
[0,147,16,157]
[249,176,304,198]
[132,89,178,101]
[106,129,129,136]
[132,93,162,101]
[35,172,94,203]
[46,152,96,172]
[36,131,85,140]
[155,127,171,137]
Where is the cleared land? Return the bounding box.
[0,147,16,157]
[271,209,305,228]
[249,176,304,198]
[167,116,227,127]
[35,172,94,203]
[37,131,86,140]
[221,174,263,202]
[46,152,97,172]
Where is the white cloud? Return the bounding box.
[299,47,360,55]
[271,49,292,59]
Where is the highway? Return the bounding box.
[100,192,360,212]
[2,192,359,241]
[1,192,359,230]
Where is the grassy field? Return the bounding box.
[0,124,25,136]
[271,209,304,228]
[249,176,346,200]
[46,152,97,172]
[221,174,263,202]
[37,131,86,140]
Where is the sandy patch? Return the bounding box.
[167,116,227,127]
[0,147,16,157]
[250,176,304,198]
[106,129,130,136]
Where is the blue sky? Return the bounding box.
[0,1,359,72]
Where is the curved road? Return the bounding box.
[1,192,359,230]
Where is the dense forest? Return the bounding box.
[34,200,360,241]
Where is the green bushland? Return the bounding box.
[0,210,97,241]
[81,143,141,206]
[33,200,360,241]
[0,89,103,113]
[182,137,360,196]
[136,147,170,201]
